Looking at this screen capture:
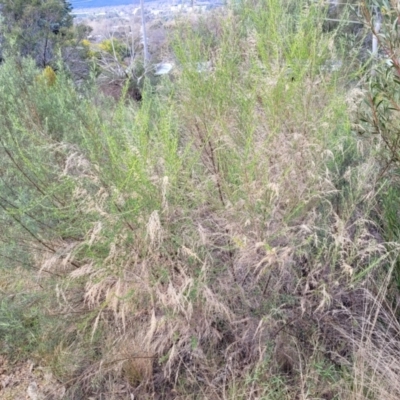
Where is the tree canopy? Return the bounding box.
[0,0,73,66]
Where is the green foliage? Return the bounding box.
[0,0,73,66]
[358,1,400,168]
[378,184,400,292]
[357,1,400,291]
[98,38,130,61]
[0,294,45,360]
[172,0,351,211]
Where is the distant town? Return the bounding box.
[72,0,225,52]
[72,0,225,22]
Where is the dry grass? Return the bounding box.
[36,103,394,398]
[1,0,400,399]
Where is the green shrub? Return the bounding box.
[98,38,130,61]
[0,295,43,360]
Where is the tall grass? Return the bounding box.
[0,0,399,398]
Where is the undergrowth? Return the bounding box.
[1,0,400,399]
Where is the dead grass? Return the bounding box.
[1,1,400,399]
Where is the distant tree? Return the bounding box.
[0,0,73,67]
[60,22,93,82]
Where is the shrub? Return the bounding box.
[1,1,400,399]
[98,38,130,61]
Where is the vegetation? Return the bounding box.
[1,0,400,398]
[0,0,73,66]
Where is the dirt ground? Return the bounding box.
[0,356,66,400]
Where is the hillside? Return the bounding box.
[1,0,400,399]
